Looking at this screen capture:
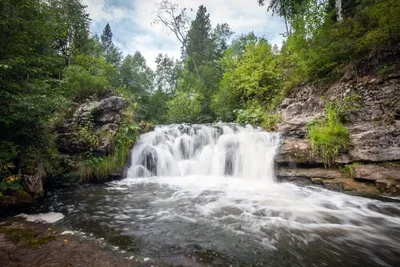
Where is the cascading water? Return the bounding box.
[128,123,280,180]
[32,124,400,266]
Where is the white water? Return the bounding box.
[128,123,280,180]
[118,124,400,265]
[36,124,400,266]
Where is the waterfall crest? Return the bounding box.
[127,123,280,181]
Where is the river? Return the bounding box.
[30,124,400,266]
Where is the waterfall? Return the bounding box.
[127,123,280,181]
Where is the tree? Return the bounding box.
[155,54,181,94]
[258,0,307,36]
[0,0,66,174]
[167,91,202,123]
[154,0,202,80]
[212,23,234,59]
[186,5,214,68]
[50,0,91,65]
[101,23,122,67]
[120,52,155,96]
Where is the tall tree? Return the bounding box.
[212,23,234,59]
[50,0,91,65]
[155,54,181,94]
[101,23,122,67]
[0,0,66,172]
[120,52,154,96]
[258,0,307,36]
[154,0,202,80]
[186,5,213,68]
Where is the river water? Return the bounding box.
[33,124,400,266]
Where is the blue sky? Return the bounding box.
[82,0,285,69]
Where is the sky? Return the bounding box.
[82,0,285,69]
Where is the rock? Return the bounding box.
[96,96,126,112]
[95,112,121,124]
[348,123,400,162]
[276,138,350,165]
[376,179,400,196]
[21,166,45,199]
[354,164,400,181]
[73,101,100,121]
[93,124,119,156]
[275,138,317,164]
[58,96,128,156]
[57,133,90,154]
[277,168,345,180]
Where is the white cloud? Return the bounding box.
[83,0,285,69]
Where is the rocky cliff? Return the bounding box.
[275,72,400,196]
[1,93,135,213]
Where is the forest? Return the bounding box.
[1,0,400,194]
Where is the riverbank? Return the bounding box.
[0,216,137,267]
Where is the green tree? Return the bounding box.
[0,0,66,175]
[101,23,122,67]
[50,0,91,66]
[167,91,202,123]
[155,53,181,94]
[186,5,214,68]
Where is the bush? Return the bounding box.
[61,65,109,101]
[167,91,202,123]
[235,102,281,129]
[308,103,350,167]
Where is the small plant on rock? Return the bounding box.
[308,103,350,168]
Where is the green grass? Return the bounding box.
[308,103,350,167]
[340,162,360,178]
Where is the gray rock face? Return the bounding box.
[21,166,45,199]
[348,122,400,162]
[57,96,127,155]
[354,164,400,181]
[277,168,345,180]
[96,96,127,112]
[275,75,400,196]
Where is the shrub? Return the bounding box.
[61,65,109,101]
[235,102,281,129]
[308,103,350,167]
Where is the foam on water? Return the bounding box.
[115,123,400,265]
[31,124,400,266]
[17,212,65,223]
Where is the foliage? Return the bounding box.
[308,103,350,167]
[61,65,109,100]
[101,23,123,67]
[167,91,202,123]
[340,162,360,178]
[235,103,281,129]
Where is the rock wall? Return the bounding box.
[275,72,400,196]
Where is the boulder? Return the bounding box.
[21,166,45,199]
[96,96,126,112]
[58,96,127,156]
[73,101,100,122]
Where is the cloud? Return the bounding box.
[82,0,285,69]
